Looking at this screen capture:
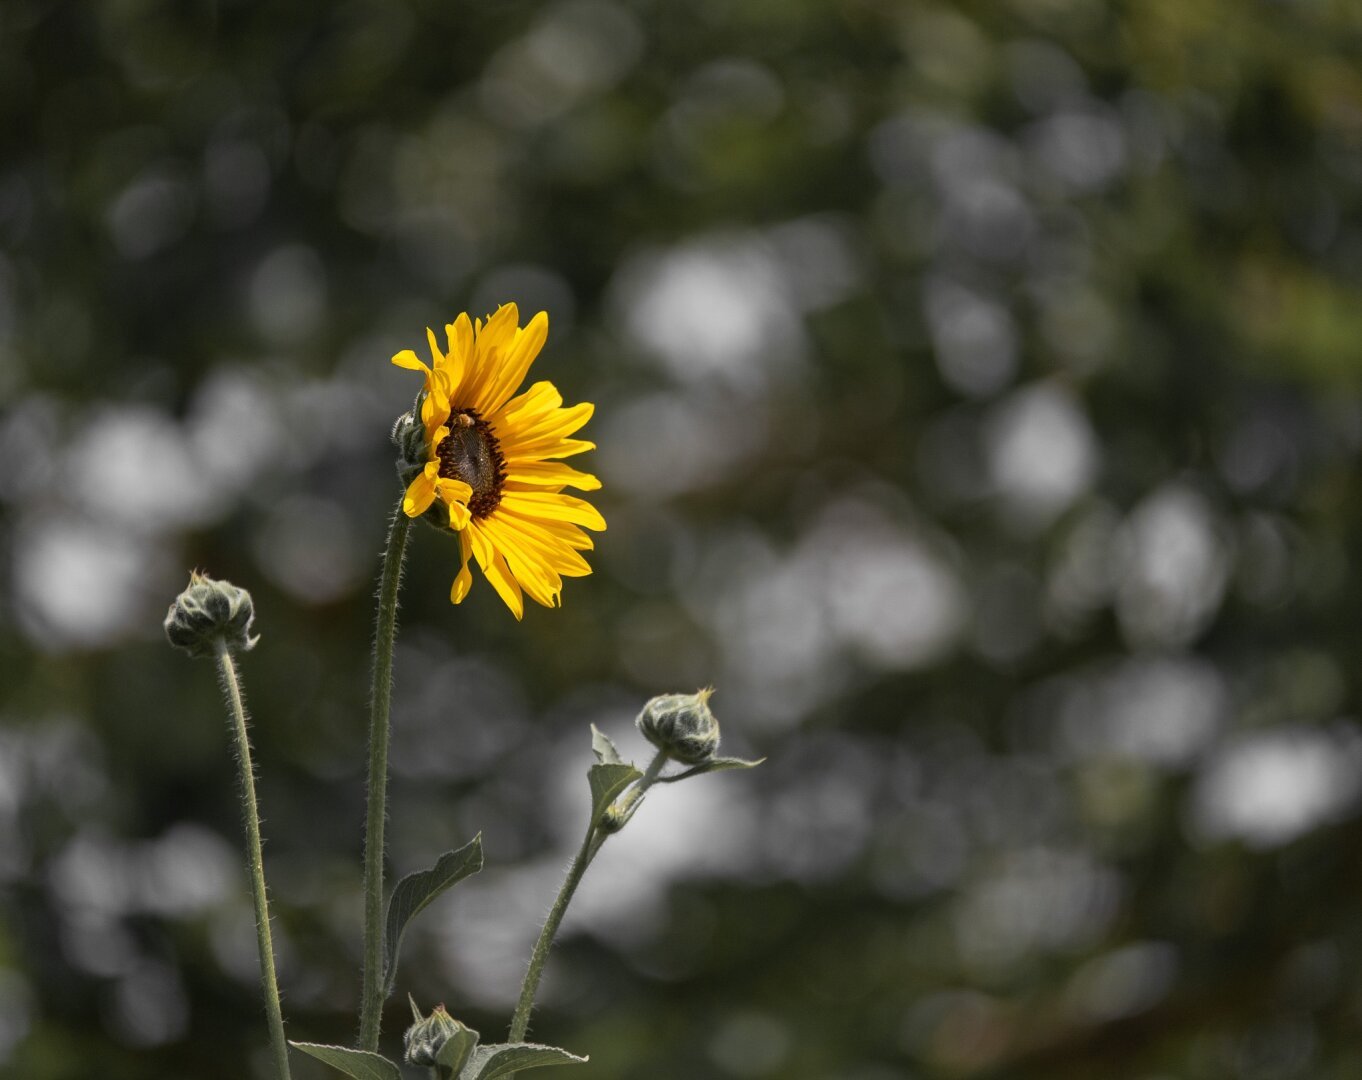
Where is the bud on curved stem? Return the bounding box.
[166,573,289,1077]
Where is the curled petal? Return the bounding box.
[402,472,437,517]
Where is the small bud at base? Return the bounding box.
[404,1002,471,1069]
[636,688,720,765]
[164,571,259,659]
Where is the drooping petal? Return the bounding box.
[450,531,474,604]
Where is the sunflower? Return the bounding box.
[391,304,604,618]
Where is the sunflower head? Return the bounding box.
[390,304,605,619]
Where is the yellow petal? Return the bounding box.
[482,514,592,577]
[499,511,597,551]
[402,472,436,517]
[450,541,474,604]
[499,491,606,531]
[426,326,444,365]
[503,461,601,491]
[495,404,595,457]
[489,527,561,607]
[448,313,474,367]
[504,436,597,461]
[475,310,549,415]
[391,349,429,373]
[468,524,524,619]
[435,474,471,498]
[478,303,519,355]
[498,381,562,426]
[446,499,472,530]
[421,384,451,432]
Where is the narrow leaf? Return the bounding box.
[589,723,623,765]
[383,834,484,993]
[290,1043,401,1080]
[588,762,641,825]
[656,757,766,784]
[464,1042,588,1080]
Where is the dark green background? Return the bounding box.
[3,1,1362,1077]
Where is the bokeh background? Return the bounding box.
[4,0,1362,1077]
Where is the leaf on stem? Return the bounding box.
[656,757,766,783]
[383,834,484,993]
[290,1043,402,1080]
[436,1023,482,1076]
[588,762,641,826]
[461,1042,588,1080]
[589,724,624,765]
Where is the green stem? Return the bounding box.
[508,750,668,1044]
[358,503,412,1051]
[214,641,293,1080]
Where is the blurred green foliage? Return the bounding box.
[3,1,1362,1078]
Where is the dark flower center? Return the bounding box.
[436,409,505,519]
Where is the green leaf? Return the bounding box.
[290,1043,401,1080]
[589,723,624,765]
[435,1024,481,1077]
[383,834,484,993]
[656,756,766,784]
[462,1042,588,1080]
[588,761,641,826]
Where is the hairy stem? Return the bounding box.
[358,504,412,1051]
[508,750,669,1045]
[215,641,293,1080]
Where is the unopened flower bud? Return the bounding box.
[163,571,259,659]
[404,1002,472,1070]
[636,688,720,764]
[392,399,428,486]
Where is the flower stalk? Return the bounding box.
[507,749,668,1045]
[358,503,412,1051]
[214,639,293,1080]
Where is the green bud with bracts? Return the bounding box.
[404,998,478,1073]
[636,688,720,765]
[163,571,258,659]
